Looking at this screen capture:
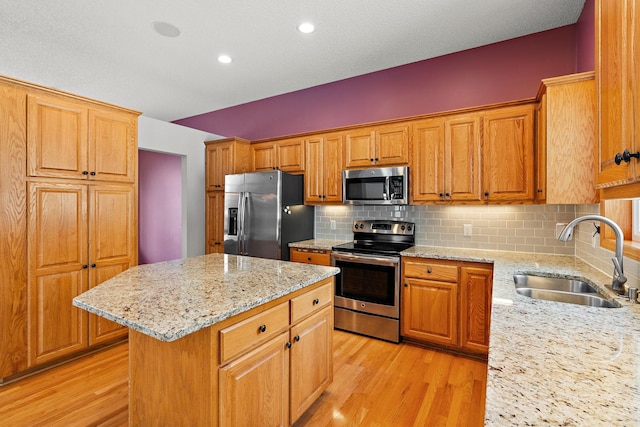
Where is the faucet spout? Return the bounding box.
[557,215,626,294]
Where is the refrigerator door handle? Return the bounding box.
[238,192,246,254]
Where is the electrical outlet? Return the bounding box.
[463,224,472,236]
[330,220,336,230]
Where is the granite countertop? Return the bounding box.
[289,239,348,251]
[72,254,339,342]
[402,246,640,426]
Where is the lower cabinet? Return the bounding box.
[401,257,493,357]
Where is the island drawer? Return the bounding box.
[290,248,332,266]
[219,301,290,364]
[403,259,459,282]
[290,279,333,324]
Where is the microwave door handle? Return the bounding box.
[384,176,390,200]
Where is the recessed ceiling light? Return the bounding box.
[152,21,181,38]
[218,55,233,64]
[297,22,315,34]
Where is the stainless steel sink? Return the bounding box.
[513,274,621,308]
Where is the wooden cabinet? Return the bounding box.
[536,73,598,204]
[411,114,481,202]
[251,138,305,173]
[27,181,135,366]
[0,75,139,381]
[27,93,137,183]
[481,104,535,202]
[204,138,250,255]
[305,133,343,204]
[596,0,640,188]
[401,257,493,357]
[344,123,409,168]
[290,247,332,266]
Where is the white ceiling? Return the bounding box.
[0,0,585,122]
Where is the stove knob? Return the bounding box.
[408,225,412,231]
[401,225,405,230]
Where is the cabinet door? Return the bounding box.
[219,331,290,427]
[401,277,457,347]
[447,115,481,201]
[277,138,305,172]
[375,124,409,166]
[290,306,332,424]
[344,129,375,168]
[305,136,324,203]
[206,191,225,254]
[252,142,276,171]
[27,93,88,180]
[322,133,343,202]
[536,95,547,201]
[482,105,535,202]
[88,184,136,345]
[88,108,137,183]
[459,266,493,355]
[27,182,89,366]
[411,118,445,202]
[206,142,232,190]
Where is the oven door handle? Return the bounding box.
[331,251,399,267]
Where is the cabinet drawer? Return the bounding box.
[290,248,331,266]
[403,260,458,282]
[220,302,289,364]
[291,279,333,324]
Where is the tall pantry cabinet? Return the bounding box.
[0,75,139,381]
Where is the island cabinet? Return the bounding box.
[535,72,598,204]
[129,277,334,427]
[401,257,493,357]
[0,75,140,381]
[595,0,640,188]
[290,247,332,266]
[251,137,305,173]
[481,104,535,202]
[304,132,343,204]
[411,113,482,203]
[344,123,409,168]
[205,138,250,254]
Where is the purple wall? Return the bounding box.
[138,150,182,264]
[174,25,581,141]
[576,0,595,72]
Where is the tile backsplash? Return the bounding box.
[315,203,640,289]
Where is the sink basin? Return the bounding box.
[513,274,621,308]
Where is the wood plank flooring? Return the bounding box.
[0,330,487,426]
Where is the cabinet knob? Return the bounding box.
[307,257,312,261]
[82,171,89,175]
[427,267,432,274]
[404,283,408,288]
[313,298,320,305]
[537,189,543,193]
[286,342,292,349]
[439,192,444,198]
[370,158,374,162]
[90,171,96,176]
[445,192,450,197]
[258,324,267,333]
[294,335,300,342]
[484,191,489,197]
[82,264,88,269]
[91,263,96,268]
[375,157,379,161]
[615,149,640,165]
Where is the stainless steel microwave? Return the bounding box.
[342,166,409,205]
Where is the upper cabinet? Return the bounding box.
[536,73,598,204]
[344,123,409,168]
[304,132,343,204]
[205,138,250,191]
[481,104,535,202]
[411,113,481,203]
[27,93,137,183]
[596,0,640,188]
[251,138,305,173]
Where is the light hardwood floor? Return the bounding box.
[0,330,487,426]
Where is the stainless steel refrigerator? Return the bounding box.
[223,171,314,261]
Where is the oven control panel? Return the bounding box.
[352,220,414,235]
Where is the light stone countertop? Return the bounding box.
[402,246,640,426]
[72,254,339,342]
[289,239,349,251]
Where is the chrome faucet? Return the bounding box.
[557,215,627,294]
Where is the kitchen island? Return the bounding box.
[73,253,339,426]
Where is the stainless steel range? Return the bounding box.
[331,220,415,343]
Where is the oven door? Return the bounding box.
[331,251,400,318]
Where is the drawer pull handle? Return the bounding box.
[307,257,312,261]
[258,324,267,333]
[313,298,320,305]
[294,335,300,342]
[427,267,432,274]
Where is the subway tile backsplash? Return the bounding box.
[315,203,640,288]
